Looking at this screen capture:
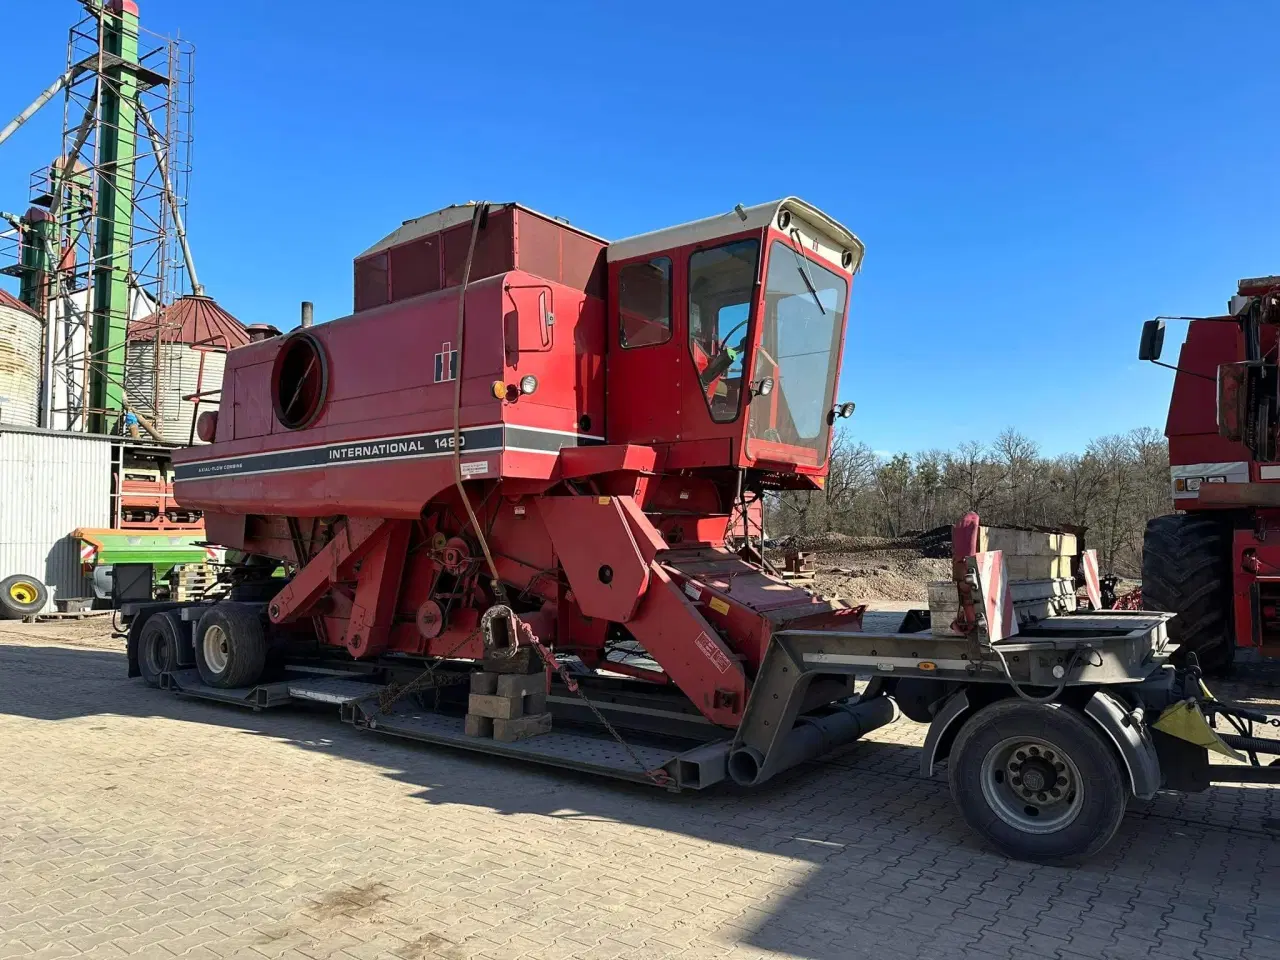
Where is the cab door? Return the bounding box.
[605,254,681,444]
[677,236,762,459]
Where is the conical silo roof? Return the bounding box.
[127,294,250,349]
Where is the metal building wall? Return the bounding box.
[0,428,113,610]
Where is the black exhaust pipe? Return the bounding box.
[728,695,898,787]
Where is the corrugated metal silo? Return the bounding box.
[0,289,42,428]
[125,295,249,444]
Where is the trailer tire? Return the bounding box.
[138,612,181,687]
[194,603,267,688]
[948,699,1127,865]
[0,574,48,619]
[1142,514,1233,674]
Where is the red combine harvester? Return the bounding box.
[121,201,1280,863]
[1141,277,1280,671]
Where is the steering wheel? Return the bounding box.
[700,335,748,389]
[698,317,752,387]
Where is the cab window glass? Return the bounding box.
[688,239,760,422]
[619,257,672,348]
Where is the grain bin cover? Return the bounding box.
[0,288,42,427]
[126,294,249,444]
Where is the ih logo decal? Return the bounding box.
[434,342,459,383]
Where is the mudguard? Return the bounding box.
[920,689,971,777]
[1085,688,1161,799]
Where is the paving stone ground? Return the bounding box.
[2,623,1280,960]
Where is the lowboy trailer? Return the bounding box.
[121,199,1279,864]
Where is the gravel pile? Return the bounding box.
[768,530,955,603]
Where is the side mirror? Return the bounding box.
[1138,319,1166,362]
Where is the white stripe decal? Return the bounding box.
[175,423,604,481]
[1171,461,1249,499]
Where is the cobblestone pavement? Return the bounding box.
[2,626,1280,960]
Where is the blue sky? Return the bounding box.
[4,1,1279,456]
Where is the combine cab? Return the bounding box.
[119,201,1280,864]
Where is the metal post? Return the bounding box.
[300,301,314,328]
[89,1,142,432]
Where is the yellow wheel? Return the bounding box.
[0,574,49,619]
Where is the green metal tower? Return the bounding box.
[0,0,195,432]
[88,1,142,431]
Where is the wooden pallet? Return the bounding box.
[169,563,216,602]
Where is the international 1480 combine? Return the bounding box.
[122,199,1280,864]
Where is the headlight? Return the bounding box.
[519,375,538,395]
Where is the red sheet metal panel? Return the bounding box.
[540,496,650,622]
[354,252,390,311]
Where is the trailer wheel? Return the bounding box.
[194,604,267,688]
[948,699,1127,865]
[1142,514,1233,673]
[138,613,181,688]
[0,574,48,619]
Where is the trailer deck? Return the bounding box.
[160,666,730,789]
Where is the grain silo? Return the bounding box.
[0,288,42,427]
[125,295,249,445]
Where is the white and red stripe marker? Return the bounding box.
[1081,548,1102,610]
[971,550,1019,642]
[80,542,96,564]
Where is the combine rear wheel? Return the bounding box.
[194,603,267,688]
[1142,514,1233,673]
[949,699,1127,865]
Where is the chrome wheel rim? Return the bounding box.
[203,624,230,674]
[980,735,1083,834]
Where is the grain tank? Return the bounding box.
[0,288,42,427]
[125,294,249,444]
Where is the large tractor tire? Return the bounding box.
[1142,514,1233,674]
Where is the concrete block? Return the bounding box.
[927,580,957,605]
[982,527,1019,554]
[524,693,547,715]
[468,693,524,720]
[1007,556,1070,579]
[469,672,498,695]
[493,712,552,743]
[463,714,493,738]
[928,581,962,636]
[496,673,545,699]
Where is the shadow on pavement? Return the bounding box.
[3,638,1280,959]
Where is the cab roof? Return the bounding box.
[606,197,864,270]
